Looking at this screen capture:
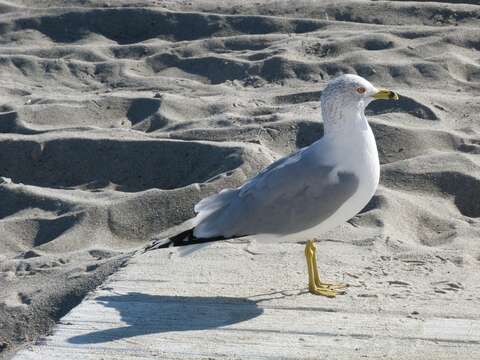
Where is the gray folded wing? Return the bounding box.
[193,146,359,238]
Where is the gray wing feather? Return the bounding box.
[193,146,359,238]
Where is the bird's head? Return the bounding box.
[321,74,399,133]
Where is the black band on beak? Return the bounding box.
[372,89,399,101]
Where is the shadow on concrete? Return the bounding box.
[68,292,263,344]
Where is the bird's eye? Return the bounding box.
[356,87,366,94]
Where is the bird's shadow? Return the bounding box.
[68,292,263,344]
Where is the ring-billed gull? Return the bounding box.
[157,74,398,297]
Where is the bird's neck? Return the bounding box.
[321,100,369,135]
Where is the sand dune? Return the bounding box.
[0,0,479,357]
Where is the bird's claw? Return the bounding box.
[309,282,347,297]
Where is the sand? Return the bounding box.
[0,0,479,357]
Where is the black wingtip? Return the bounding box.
[144,228,227,252]
[144,228,194,252]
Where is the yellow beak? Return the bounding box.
[372,89,399,100]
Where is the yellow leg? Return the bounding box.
[305,240,347,297]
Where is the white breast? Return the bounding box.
[268,126,380,242]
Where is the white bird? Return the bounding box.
[156,74,398,297]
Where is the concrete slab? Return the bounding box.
[13,239,480,359]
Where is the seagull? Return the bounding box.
[153,74,398,297]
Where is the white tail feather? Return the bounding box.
[194,188,236,213]
[192,188,237,236]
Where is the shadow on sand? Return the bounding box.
[68,292,263,344]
